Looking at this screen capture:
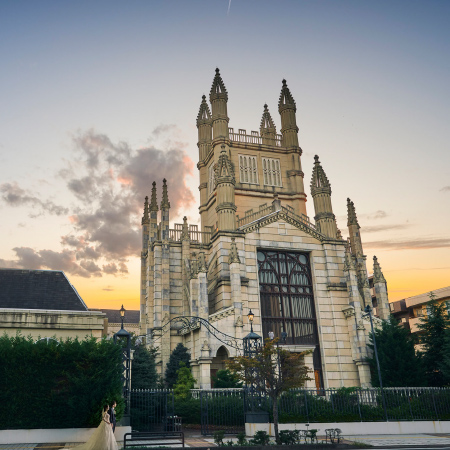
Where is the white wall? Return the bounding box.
[0,426,131,444]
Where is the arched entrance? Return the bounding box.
[210,345,229,387]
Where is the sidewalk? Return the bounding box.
[4,432,450,449]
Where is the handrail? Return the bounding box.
[228,128,282,147]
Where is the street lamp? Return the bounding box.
[248,309,254,333]
[119,304,126,329]
[364,304,388,420]
[114,305,131,425]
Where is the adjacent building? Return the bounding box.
[390,286,450,333]
[139,69,390,389]
[0,268,105,340]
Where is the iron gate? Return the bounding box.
[198,389,245,435]
[130,389,175,432]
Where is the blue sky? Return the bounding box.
[1,0,449,308]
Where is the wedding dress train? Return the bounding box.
[69,411,118,450]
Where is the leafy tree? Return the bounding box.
[227,338,310,444]
[131,345,158,390]
[173,362,196,398]
[212,369,243,388]
[417,292,450,387]
[367,315,425,387]
[165,343,190,388]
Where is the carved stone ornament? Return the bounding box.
[357,320,365,331]
[235,315,243,327]
[342,306,356,318]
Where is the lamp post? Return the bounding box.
[243,309,268,423]
[364,304,388,421]
[114,305,131,426]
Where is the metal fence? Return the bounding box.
[274,388,450,423]
[130,388,450,435]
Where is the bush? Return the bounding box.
[214,430,225,446]
[250,430,270,446]
[0,333,123,429]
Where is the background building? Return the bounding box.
[0,268,105,340]
[140,69,390,389]
[390,286,450,333]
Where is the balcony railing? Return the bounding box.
[228,128,282,147]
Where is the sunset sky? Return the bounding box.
[1,0,449,311]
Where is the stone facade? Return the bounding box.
[139,69,390,389]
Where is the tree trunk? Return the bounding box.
[272,395,279,444]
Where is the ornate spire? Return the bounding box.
[196,95,212,125]
[310,155,331,196]
[142,196,149,225]
[260,104,276,133]
[347,198,359,227]
[373,256,386,284]
[161,178,170,210]
[215,145,235,184]
[198,252,208,273]
[228,237,240,264]
[278,79,296,113]
[150,181,158,212]
[181,216,189,241]
[209,68,228,102]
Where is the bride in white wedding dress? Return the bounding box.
[70,404,118,450]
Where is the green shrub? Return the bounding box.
[214,430,225,446]
[0,333,123,429]
[250,430,270,446]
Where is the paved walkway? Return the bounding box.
[4,433,450,449]
[346,433,450,447]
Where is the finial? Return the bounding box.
[150,181,158,211]
[210,67,228,101]
[161,178,170,210]
[278,78,296,111]
[142,196,149,225]
[221,144,226,153]
[198,252,208,273]
[229,237,240,265]
[264,103,268,109]
[310,155,331,195]
[347,198,359,227]
[181,216,189,241]
[260,103,276,133]
[373,255,386,284]
[202,94,206,100]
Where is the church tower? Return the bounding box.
[141,69,390,390]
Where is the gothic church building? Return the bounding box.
[139,69,390,389]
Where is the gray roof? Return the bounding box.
[100,309,140,324]
[0,269,88,311]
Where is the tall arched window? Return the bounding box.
[257,250,318,345]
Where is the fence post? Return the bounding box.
[304,390,310,424]
[356,389,362,422]
[431,388,439,420]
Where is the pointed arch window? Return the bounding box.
[262,157,282,187]
[239,155,258,185]
[257,250,318,345]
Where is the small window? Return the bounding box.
[262,157,282,187]
[208,163,215,195]
[239,155,258,184]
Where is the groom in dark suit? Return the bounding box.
[108,401,117,432]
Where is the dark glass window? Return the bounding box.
[257,250,318,346]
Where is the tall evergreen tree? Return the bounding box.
[165,343,190,388]
[131,345,158,390]
[417,292,450,387]
[367,315,424,387]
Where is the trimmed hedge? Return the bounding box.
[0,333,124,429]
